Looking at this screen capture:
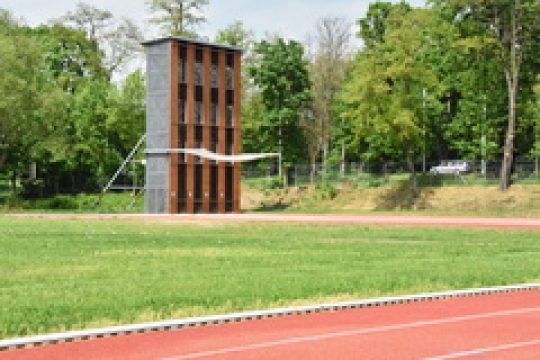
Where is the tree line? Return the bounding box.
[241,0,540,194]
[1,0,540,199]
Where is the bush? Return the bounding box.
[20,179,45,199]
[268,177,284,189]
[314,182,338,200]
[30,195,79,210]
[368,178,383,188]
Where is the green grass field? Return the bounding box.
[1,216,539,339]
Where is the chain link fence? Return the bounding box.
[242,160,540,189]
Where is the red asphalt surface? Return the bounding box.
[1,290,539,360]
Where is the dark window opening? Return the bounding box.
[178,100,186,124]
[210,165,218,202]
[226,53,235,68]
[179,47,187,83]
[225,165,234,202]
[195,165,203,200]
[179,125,187,157]
[178,165,187,200]
[212,51,219,65]
[196,48,204,62]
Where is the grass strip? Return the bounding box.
[1,216,539,338]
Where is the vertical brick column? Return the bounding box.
[168,41,179,214]
[202,47,212,213]
[185,44,196,214]
[233,51,242,213]
[217,50,227,214]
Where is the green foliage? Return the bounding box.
[214,20,254,48]
[35,78,114,192]
[368,178,384,188]
[266,177,284,190]
[32,24,107,91]
[242,90,273,154]
[527,83,540,159]
[435,0,540,189]
[244,176,283,191]
[249,38,312,164]
[0,13,144,197]
[357,1,412,48]
[4,1,540,198]
[0,22,66,191]
[56,3,144,79]
[431,0,540,164]
[314,182,338,200]
[341,8,444,164]
[31,195,80,210]
[2,192,144,213]
[107,70,146,156]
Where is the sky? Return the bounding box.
[2,0,424,78]
[2,0,425,42]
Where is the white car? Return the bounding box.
[430,160,471,175]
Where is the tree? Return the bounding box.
[341,8,444,197]
[345,1,418,165]
[0,8,20,31]
[57,2,144,79]
[530,78,540,173]
[27,23,111,195]
[0,9,143,198]
[58,1,112,42]
[248,38,312,171]
[214,20,254,48]
[147,0,209,38]
[214,21,266,160]
[103,18,144,79]
[33,24,107,92]
[107,70,146,157]
[305,16,353,169]
[55,78,113,193]
[438,0,540,190]
[439,52,507,164]
[0,17,65,195]
[241,91,273,156]
[357,1,411,49]
[214,21,255,93]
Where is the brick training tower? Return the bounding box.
[143,37,242,214]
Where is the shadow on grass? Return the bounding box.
[251,200,292,212]
[373,175,443,211]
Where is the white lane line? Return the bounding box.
[422,339,540,359]
[160,307,540,360]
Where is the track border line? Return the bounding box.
[159,308,540,360]
[1,283,539,351]
[422,339,540,359]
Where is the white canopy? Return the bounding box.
[146,148,280,163]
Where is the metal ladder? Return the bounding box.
[92,134,146,208]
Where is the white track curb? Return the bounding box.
[1,283,539,351]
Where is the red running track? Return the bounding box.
[2,290,539,360]
[9,213,540,229]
